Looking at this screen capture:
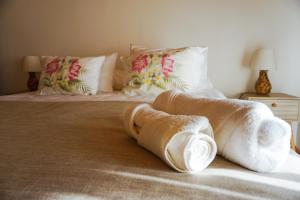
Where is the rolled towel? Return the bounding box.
[153,90,291,172]
[123,103,217,173]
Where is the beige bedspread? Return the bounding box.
[0,92,151,102]
[0,100,300,200]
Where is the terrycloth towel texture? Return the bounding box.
[123,103,217,173]
[152,90,292,172]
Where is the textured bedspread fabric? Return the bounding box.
[0,91,152,102]
[0,101,300,200]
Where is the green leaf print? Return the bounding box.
[43,77,52,87]
[69,79,91,94]
[165,75,188,91]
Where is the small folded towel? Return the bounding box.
[123,103,217,173]
[153,90,291,172]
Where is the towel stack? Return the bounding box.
[123,90,291,173]
[123,103,217,173]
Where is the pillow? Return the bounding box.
[38,56,105,95]
[98,53,118,93]
[123,46,208,96]
[113,68,128,91]
[130,45,208,80]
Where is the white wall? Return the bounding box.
[1,0,300,97]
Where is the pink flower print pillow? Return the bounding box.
[132,54,149,73]
[45,58,61,75]
[161,54,175,79]
[123,47,208,97]
[38,56,105,95]
[68,58,82,81]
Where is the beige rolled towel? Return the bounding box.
[123,103,217,173]
[152,90,291,172]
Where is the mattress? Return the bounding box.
[0,93,300,200]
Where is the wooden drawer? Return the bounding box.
[253,99,299,121]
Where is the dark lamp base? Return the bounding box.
[27,72,39,91]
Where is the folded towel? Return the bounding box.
[152,90,291,172]
[123,103,217,173]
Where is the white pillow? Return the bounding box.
[130,45,209,86]
[39,56,105,95]
[98,53,118,93]
[123,46,209,96]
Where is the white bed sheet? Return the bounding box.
[0,88,226,102]
[0,91,151,102]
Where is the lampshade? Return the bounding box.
[252,48,275,70]
[23,56,42,72]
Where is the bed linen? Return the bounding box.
[0,91,152,102]
[0,88,225,102]
[0,94,300,200]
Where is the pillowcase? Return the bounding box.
[38,56,105,95]
[123,46,208,96]
[130,45,209,81]
[98,53,118,93]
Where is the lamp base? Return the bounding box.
[27,72,39,91]
[255,70,272,95]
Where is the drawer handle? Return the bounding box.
[271,103,277,108]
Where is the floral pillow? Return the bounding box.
[123,47,208,96]
[38,56,105,95]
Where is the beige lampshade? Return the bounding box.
[23,56,42,72]
[252,48,275,70]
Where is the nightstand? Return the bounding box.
[240,92,300,153]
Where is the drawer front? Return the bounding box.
[253,99,299,121]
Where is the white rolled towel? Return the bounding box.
[152,90,291,172]
[123,103,217,173]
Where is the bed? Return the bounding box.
[0,92,300,200]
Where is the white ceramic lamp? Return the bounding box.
[23,56,41,91]
[252,49,275,95]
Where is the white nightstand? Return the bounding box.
[240,92,300,153]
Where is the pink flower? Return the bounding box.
[161,54,174,78]
[132,54,148,73]
[68,58,81,81]
[46,58,61,75]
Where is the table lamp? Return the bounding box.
[252,48,275,95]
[23,56,42,91]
